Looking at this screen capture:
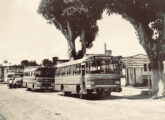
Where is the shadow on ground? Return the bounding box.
[58,93,154,101]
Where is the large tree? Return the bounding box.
[21,60,38,67]
[38,0,165,97]
[105,0,165,97]
[38,0,105,59]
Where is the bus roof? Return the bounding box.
[55,54,121,68]
[24,66,55,72]
[7,72,23,75]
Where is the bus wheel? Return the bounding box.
[26,87,31,91]
[65,92,71,96]
[97,91,104,99]
[104,91,111,98]
[87,90,93,99]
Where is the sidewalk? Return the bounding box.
[121,86,151,95]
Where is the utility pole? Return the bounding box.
[104,43,106,55]
[104,43,112,56]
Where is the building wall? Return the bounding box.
[123,54,151,87]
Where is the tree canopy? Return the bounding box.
[42,59,53,67]
[21,60,38,67]
[38,0,106,59]
[38,0,165,60]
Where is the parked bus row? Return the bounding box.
[7,54,123,99]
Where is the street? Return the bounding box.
[0,84,165,120]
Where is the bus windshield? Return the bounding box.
[35,68,55,77]
[7,74,14,78]
[15,74,23,78]
[88,56,122,74]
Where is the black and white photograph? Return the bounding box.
[0,0,165,120]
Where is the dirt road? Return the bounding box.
[0,84,165,120]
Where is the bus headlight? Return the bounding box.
[115,80,120,84]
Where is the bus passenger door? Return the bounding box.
[81,64,86,92]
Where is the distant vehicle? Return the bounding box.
[55,54,123,98]
[7,72,23,89]
[7,73,15,89]
[23,67,55,91]
[13,73,23,88]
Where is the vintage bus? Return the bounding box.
[23,66,55,91]
[55,55,123,98]
[7,72,23,88]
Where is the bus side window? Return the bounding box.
[70,66,73,75]
[73,65,75,75]
[66,66,69,75]
[65,67,67,76]
[75,65,78,75]
[56,68,59,76]
[79,64,81,74]
[86,62,89,74]
[61,68,64,76]
[58,68,60,76]
[68,66,71,75]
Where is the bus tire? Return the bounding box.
[104,91,111,98]
[26,87,31,91]
[65,92,71,96]
[87,90,93,99]
[97,91,103,99]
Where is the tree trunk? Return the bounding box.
[66,36,76,60]
[132,19,165,97]
[76,28,86,59]
[57,21,76,60]
[151,60,165,97]
[66,21,76,60]
[150,12,165,97]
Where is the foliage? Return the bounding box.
[38,0,106,59]
[21,60,38,67]
[38,0,165,61]
[42,59,53,67]
[3,60,8,64]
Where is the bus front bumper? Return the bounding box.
[86,84,122,92]
[35,83,54,90]
[35,86,54,90]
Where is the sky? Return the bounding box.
[0,0,146,65]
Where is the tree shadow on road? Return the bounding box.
[109,94,151,100]
[58,93,153,101]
